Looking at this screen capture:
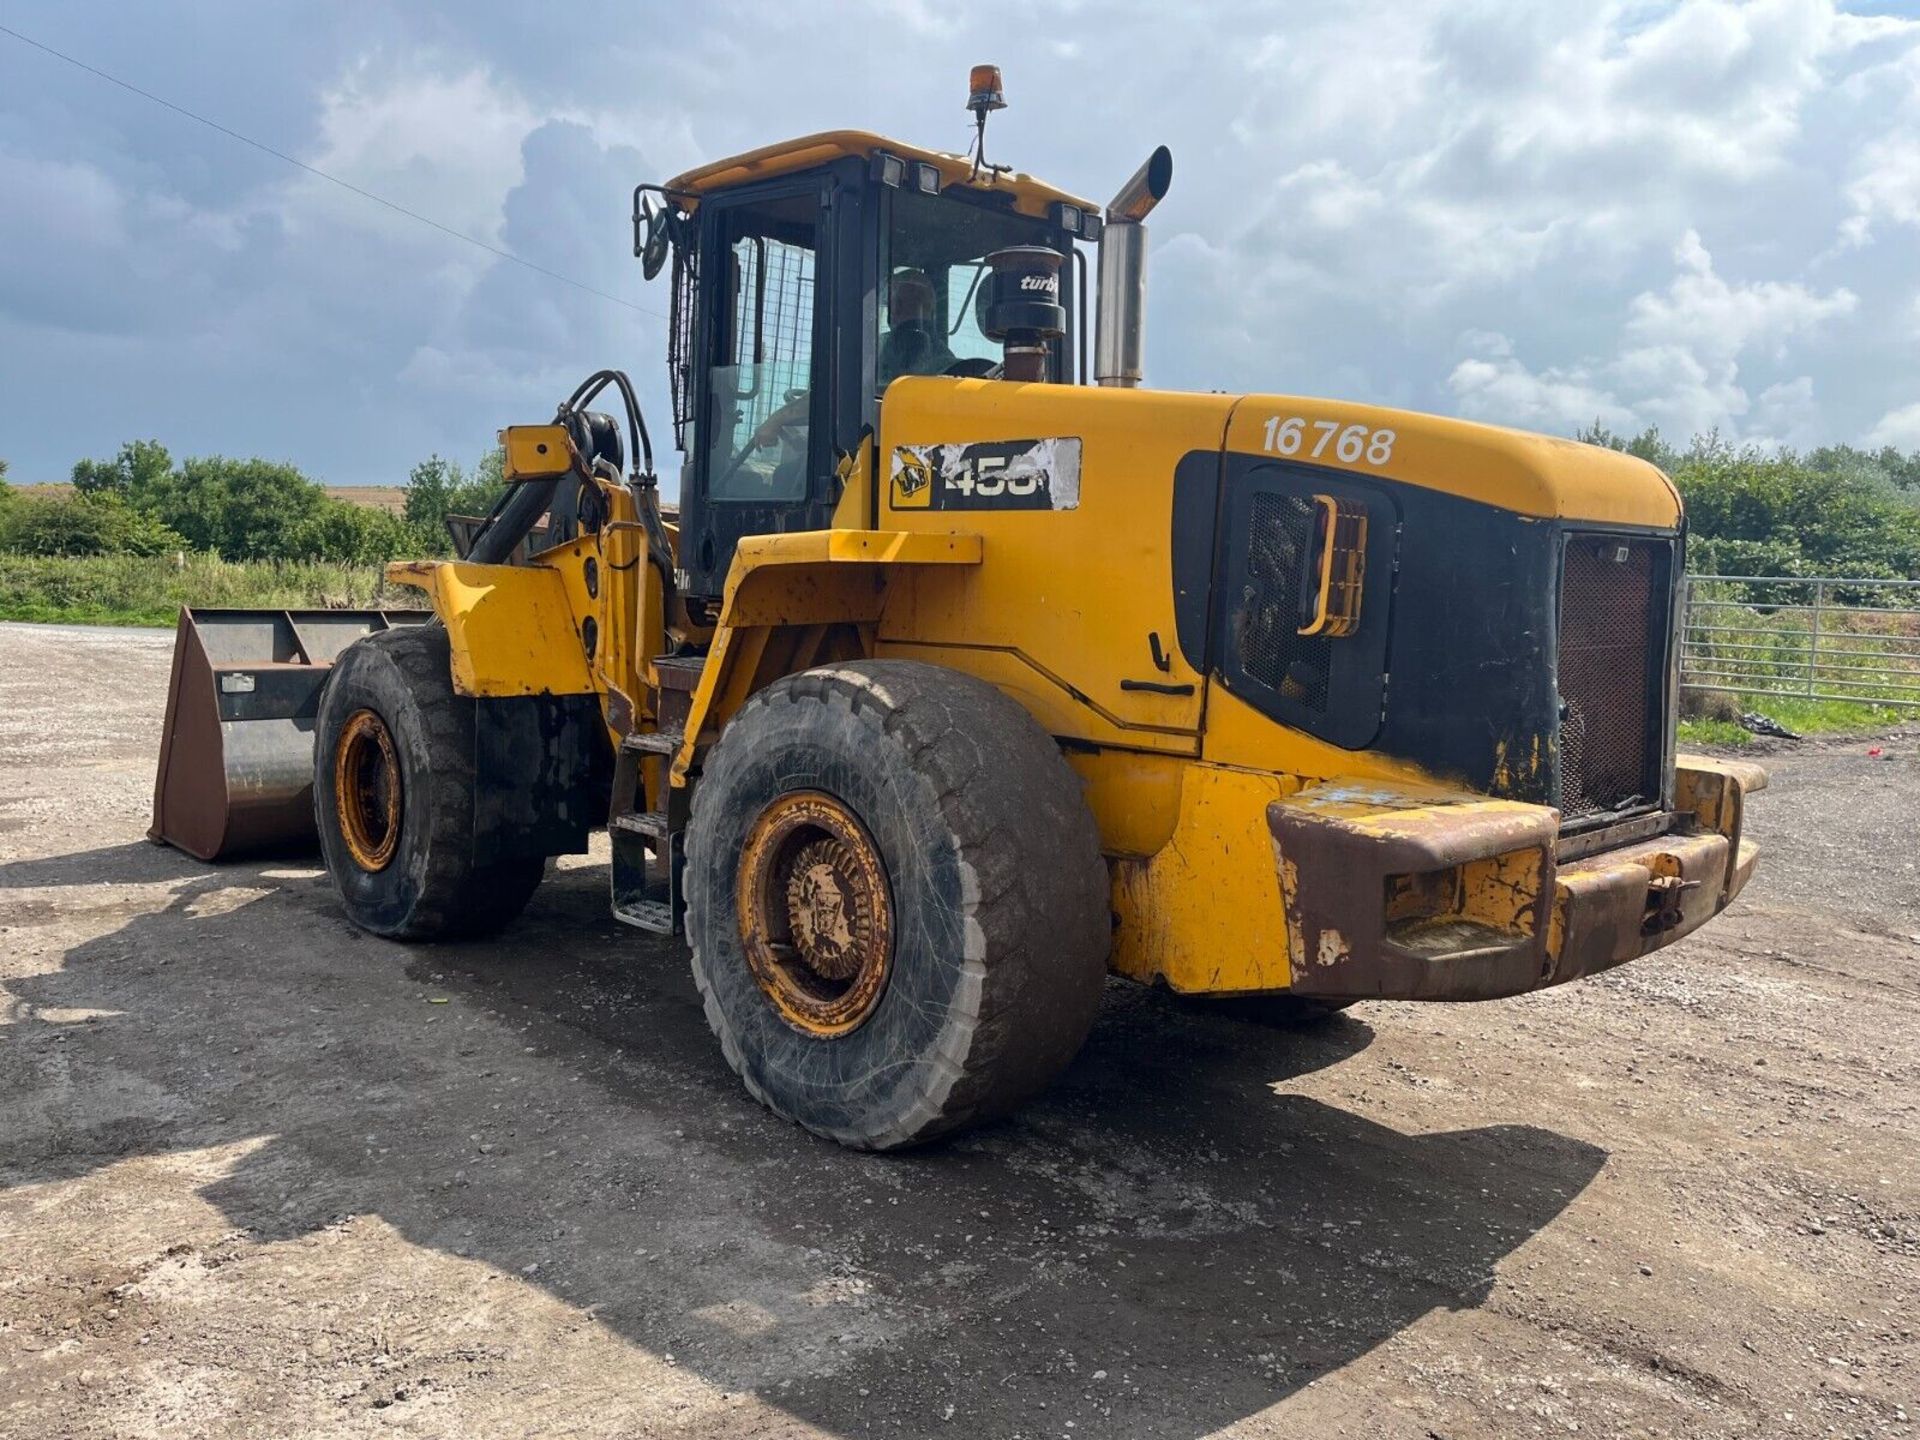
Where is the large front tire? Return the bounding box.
[685,661,1109,1150]
[314,625,543,940]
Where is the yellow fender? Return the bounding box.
[670,528,981,783]
[386,560,596,698]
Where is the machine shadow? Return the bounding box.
[4,856,1606,1437]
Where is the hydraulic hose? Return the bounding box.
[468,368,668,598]
[467,476,560,564]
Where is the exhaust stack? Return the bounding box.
[1094,146,1173,389]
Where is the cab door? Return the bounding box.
[678,160,870,598]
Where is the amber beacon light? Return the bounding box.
[966,64,1006,115]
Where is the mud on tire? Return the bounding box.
[685,660,1110,1150]
[314,624,543,940]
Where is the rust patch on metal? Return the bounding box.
[1547,829,1731,984]
[737,791,894,1037]
[149,607,424,861]
[334,708,402,872]
[1272,779,1749,1002]
[1671,757,1768,903]
[1269,782,1559,1001]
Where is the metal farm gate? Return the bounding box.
[1681,575,1920,710]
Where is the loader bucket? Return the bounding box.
[149,607,432,861]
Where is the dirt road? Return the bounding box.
[1,620,1915,1439]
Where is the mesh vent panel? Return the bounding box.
[1236,492,1332,712]
[1558,537,1666,819]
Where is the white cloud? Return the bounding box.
[4,0,1920,486]
[286,62,549,254]
[1449,231,1854,439]
[1866,401,1920,449]
[1749,376,1822,448]
[1447,337,1639,434]
[1148,0,1918,446]
[1841,133,1920,246]
[1837,44,1920,246]
[1625,229,1856,360]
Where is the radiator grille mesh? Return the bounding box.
[1558,537,1666,820]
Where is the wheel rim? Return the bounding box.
[737,791,893,1037]
[334,709,402,872]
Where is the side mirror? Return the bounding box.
[1296,494,1369,638]
[640,201,671,280]
[633,186,688,281]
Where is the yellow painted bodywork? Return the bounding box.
[501,424,574,480]
[874,379,1234,752]
[1672,753,1771,895]
[388,560,595,698]
[416,368,1719,1000]
[667,129,1098,221]
[387,473,658,738]
[1102,762,1299,994]
[662,378,1696,997]
[1220,398,1680,527]
[668,528,984,783]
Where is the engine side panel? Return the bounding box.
[874,378,1236,753]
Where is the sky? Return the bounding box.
[2,0,1919,493]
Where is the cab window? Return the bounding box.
[877,188,1071,390]
[706,192,818,501]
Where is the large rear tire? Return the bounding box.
[685,661,1109,1150]
[314,625,543,940]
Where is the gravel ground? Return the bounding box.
[1,619,1915,1440]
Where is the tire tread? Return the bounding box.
[317,625,543,941]
[686,660,1108,1149]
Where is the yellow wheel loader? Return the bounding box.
[154,69,1765,1149]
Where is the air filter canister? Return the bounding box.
[983,246,1066,381]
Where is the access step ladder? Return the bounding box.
[608,655,704,935]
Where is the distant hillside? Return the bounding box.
[324,485,408,514]
[11,481,410,515]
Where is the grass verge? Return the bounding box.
[0,553,426,628]
[1679,695,1911,747]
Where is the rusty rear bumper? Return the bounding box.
[1268,757,1766,1002]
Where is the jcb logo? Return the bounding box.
[891,449,934,509]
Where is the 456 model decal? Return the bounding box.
[890,438,1082,511]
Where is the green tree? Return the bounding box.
[1576,422,1676,470]
[0,492,185,557]
[1803,442,1920,493]
[405,451,504,524]
[62,440,436,562]
[471,445,505,493]
[1572,424,1920,580]
[145,455,330,558]
[1671,440,1920,579]
[287,499,421,565]
[402,454,461,531]
[403,449,507,551]
[71,439,174,503]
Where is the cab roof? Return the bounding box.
[665,130,1099,221]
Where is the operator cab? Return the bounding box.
[636,129,1100,597]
